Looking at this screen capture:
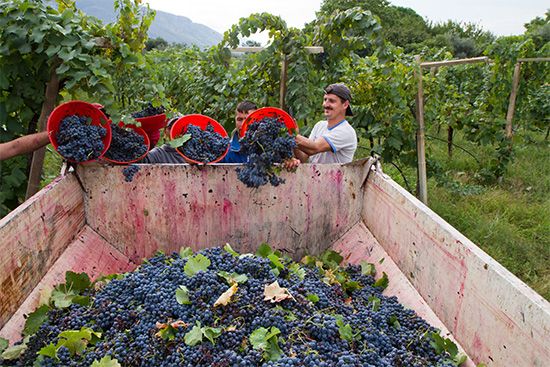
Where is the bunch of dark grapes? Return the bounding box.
[237,117,296,188]
[3,246,457,367]
[104,124,148,162]
[122,165,140,182]
[130,103,165,118]
[178,123,229,163]
[55,115,107,162]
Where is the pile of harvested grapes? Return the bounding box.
[0,245,462,367]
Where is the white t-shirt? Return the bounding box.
[308,120,357,164]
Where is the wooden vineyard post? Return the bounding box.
[25,67,60,200]
[504,58,549,140]
[279,54,289,110]
[414,55,428,205]
[505,62,522,139]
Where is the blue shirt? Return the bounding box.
[221,131,247,163]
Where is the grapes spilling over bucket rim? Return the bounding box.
[239,107,297,138]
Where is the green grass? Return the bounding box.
[381,128,550,300]
[41,146,64,188]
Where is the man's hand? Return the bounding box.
[282,157,300,171]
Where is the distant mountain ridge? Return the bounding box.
[69,0,223,47]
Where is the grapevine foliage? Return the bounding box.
[55,115,106,163]
[0,0,158,216]
[104,124,147,162]
[237,118,296,188]
[1,246,460,367]
[178,124,229,163]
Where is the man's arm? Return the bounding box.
[295,134,332,157]
[293,147,309,163]
[0,131,50,161]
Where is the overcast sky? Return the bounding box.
[144,0,548,39]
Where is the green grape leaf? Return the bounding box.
[368,295,381,311]
[0,338,8,353]
[343,280,362,293]
[175,285,191,305]
[37,342,58,360]
[156,321,187,341]
[184,254,211,277]
[454,353,468,365]
[335,318,354,342]
[265,337,283,361]
[256,243,273,258]
[388,315,401,329]
[250,326,281,361]
[2,339,28,361]
[306,293,319,303]
[267,253,284,270]
[300,255,316,266]
[360,261,376,276]
[58,328,100,356]
[72,295,91,307]
[184,322,204,346]
[284,312,297,322]
[179,247,193,259]
[373,272,389,290]
[444,338,459,357]
[51,289,76,309]
[157,324,178,341]
[429,332,446,354]
[288,263,306,280]
[223,243,239,257]
[168,134,191,148]
[23,304,50,336]
[250,327,269,350]
[320,250,343,268]
[217,271,248,285]
[91,355,122,367]
[203,327,222,345]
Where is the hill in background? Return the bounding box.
[69,0,223,47]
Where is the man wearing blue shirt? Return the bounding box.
[221,101,257,163]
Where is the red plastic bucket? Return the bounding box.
[134,113,167,132]
[239,107,297,138]
[102,123,150,164]
[47,101,112,163]
[170,114,229,164]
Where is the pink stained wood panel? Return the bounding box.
[331,221,475,367]
[0,225,135,344]
[0,175,85,330]
[79,163,367,263]
[362,171,550,367]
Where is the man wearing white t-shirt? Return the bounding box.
[294,83,357,164]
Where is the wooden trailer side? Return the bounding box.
[79,163,366,262]
[362,171,550,366]
[0,175,85,330]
